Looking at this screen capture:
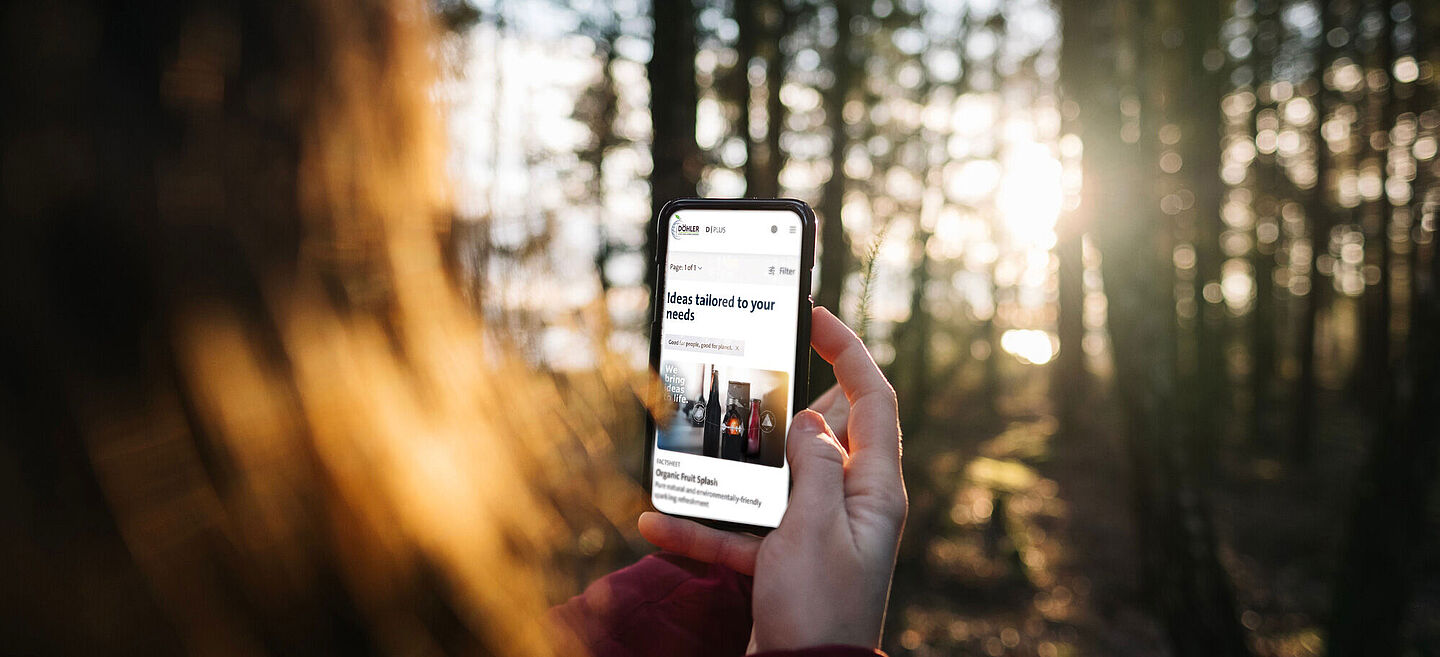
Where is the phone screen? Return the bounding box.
[652,207,807,528]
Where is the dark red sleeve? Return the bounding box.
[549,552,887,657]
[549,552,753,657]
[754,648,886,657]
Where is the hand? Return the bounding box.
[807,382,849,448]
[639,306,907,652]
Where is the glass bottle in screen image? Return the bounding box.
[721,381,751,461]
[721,401,745,460]
[702,366,722,458]
[745,399,762,463]
[686,363,706,426]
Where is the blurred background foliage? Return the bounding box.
[434,0,1439,655]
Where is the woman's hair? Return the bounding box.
[1,1,638,654]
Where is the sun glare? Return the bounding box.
[996,142,1063,249]
[1000,328,1058,365]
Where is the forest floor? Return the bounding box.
[567,356,1439,657]
[882,365,1168,657]
[880,363,1440,657]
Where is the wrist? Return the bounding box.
[753,625,880,654]
[749,645,886,657]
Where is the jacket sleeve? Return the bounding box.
[549,552,753,657]
[549,552,887,657]
[753,648,886,657]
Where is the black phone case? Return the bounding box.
[644,197,816,536]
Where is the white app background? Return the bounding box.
[652,208,804,527]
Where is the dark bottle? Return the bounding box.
[702,366,722,457]
[745,399,762,462]
[721,402,745,460]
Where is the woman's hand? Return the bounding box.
[639,306,907,652]
[806,379,851,449]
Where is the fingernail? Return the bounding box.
[791,409,823,434]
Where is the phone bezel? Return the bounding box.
[644,197,816,536]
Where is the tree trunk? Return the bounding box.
[753,0,794,199]
[1055,0,1095,436]
[1248,196,1278,447]
[1291,1,1333,465]
[647,0,700,296]
[1053,222,1086,432]
[587,28,621,295]
[1326,275,1440,655]
[981,14,1010,419]
[816,0,853,314]
[1086,2,1253,654]
[981,266,1002,416]
[1326,5,1439,654]
[898,230,932,435]
[811,0,856,397]
[1247,0,1281,450]
[1181,0,1226,476]
[734,0,759,196]
[1358,0,1395,421]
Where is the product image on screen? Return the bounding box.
[651,208,803,528]
[657,361,788,468]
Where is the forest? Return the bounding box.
[432,0,1440,655]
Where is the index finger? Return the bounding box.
[638,512,761,575]
[809,306,899,465]
[811,306,895,410]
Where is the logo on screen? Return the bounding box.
[672,221,700,239]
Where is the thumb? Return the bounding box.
[785,410,847,516]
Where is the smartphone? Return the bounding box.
[645,198,816,535]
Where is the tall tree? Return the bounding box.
[575,17,622,295]
[1326,5,1440,654]
[647,0,701,294]
[753,0,797,199]
[1180,0,1226,475]
[1358,0,1396,420]
[811,0,857,397]
[893,16,951,438]
[816,0,855,314]
[1081,0,1253,653]
[733,0,760,195]
[979,9,1009,418]
[1291,0,1335,464]
[1055,0,1094,436]
[1247,0,1283,449]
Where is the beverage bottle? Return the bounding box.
[746,399,762,462]
[721,402,744,460]
[702,366,722,457]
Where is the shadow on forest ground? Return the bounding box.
[882,365,1440,657]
